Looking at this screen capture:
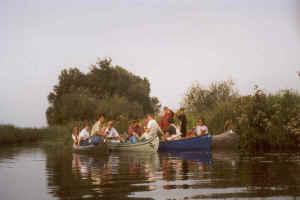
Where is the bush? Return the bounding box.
[183,81,300,151]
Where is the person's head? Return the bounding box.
[98,114,105,122]
[83,120,90,130]
[72,126,79,135]
[128,126,134,135]
[107,120,114,128]
[197,117,205,126]
[179,107,185,113]
[163,106,168,113]
[147,114,154,121]
[132,120,137,126]
[166,107,173,114]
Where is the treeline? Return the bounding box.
[182,80,300,151]
[46,58,160,126]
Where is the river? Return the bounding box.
[0,145,299,200]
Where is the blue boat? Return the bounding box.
[159,134,212,151]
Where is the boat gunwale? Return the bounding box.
[107,136,158,148]
[72,143,106,152]
[159,134,211,144]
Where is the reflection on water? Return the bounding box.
[0,146,300,200]
[0,146,54,200]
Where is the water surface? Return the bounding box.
[0,145,299,200]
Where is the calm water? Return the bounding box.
[0,145,300,200]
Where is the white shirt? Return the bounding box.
[91,120,102,135]
[79,128,90,140]
[146,119,160,138]
[195,125,208,136]
[140,119,160,141]
[105,127,119,138]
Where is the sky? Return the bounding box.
[0,0,300,127]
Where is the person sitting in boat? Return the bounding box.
[140,114,161,141]
[126,124,138,144]
[90,114,105,145]
[71,126,79,145]
[78,121,91,146]
[105,121,121,143]
[91,114,105,136]
[195,117,208,136]
[224,119,234,133]
[164,118,182,141]
[132,120,144,137]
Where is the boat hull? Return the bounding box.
[107,136,159,152]
[72,143,107,154]
[159,134,212,151]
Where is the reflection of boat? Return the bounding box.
[72,143,107,154]
[159,134,212,151]
[72,153,108,184]
[165,151,212,165]
[107,136,159,152]
[109,152,160,180]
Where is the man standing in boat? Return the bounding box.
[159,106,174,133]
[140,114,162,141]
[176,108,187,137]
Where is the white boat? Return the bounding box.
[107,136,159,152]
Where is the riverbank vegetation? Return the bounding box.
[182,80,300,151]
[0,125,41,145]
[0,125,71,145]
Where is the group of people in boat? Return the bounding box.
[72,113,161,146]
[72,106,209,146]
[159,107,208,141]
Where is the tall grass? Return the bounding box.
[0,124,71,146]
[0,125,41,145]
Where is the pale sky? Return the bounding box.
[1,0,300,127]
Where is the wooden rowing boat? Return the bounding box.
[107,136,160,152]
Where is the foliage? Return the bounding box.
[46,58,160,125]
[235,89,300,151]
[182,80,238,133]
[0,125,41,145]
[183,80,300,151]
[182,80,238,114]
[0,124,73,146]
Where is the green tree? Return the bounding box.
[182,80,238,113]
[46,58,160,126]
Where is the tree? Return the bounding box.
[182,80,238,113]
[46,58,160,125]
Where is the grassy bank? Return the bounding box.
[0,125,71,146]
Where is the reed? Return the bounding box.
[0,125,41,145]
[0,124,71,145]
